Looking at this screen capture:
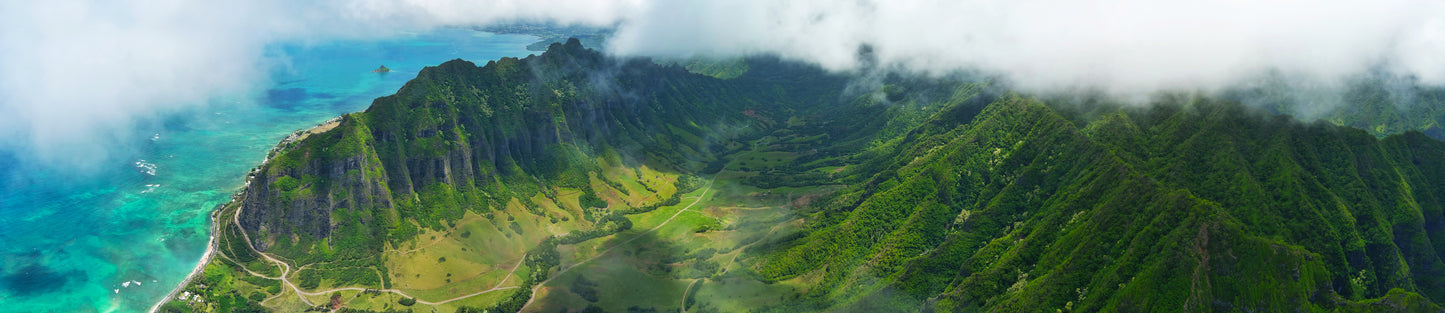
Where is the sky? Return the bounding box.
[2,0,1444,170]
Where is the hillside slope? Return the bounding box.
[162,40,1445,313]
[751,94,1445,312]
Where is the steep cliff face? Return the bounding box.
[235,39,846,258]
[216,38,1445,312]
[238,119,395,252]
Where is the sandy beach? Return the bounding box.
[148,209,217,313]
[149,116,344,313]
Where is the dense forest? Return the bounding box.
[753,94,1445,312]
[164,39,1445,312]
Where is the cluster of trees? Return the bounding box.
[578,186,608,209]
[160,264,270,313]
[212,35,1445,313]
[560,212,633,244]
[243,37,846,271]
[745,93,1445,312]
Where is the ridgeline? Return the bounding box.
[161,39,1445,313]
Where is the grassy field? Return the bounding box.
[307,161,704,311]
[377,192,593,310]
[522,166,832,312]
[166,126,843,313]
[691,276,800,312]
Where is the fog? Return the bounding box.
[3,0,1443,170]
[0,0,643,171]
[609,0,1445,89]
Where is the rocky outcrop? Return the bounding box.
[234,38,845,257]
[238,124,395,251]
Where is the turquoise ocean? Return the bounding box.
[0,28,535,312]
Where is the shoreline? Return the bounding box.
[149,116,344,313]
[148,208,219,313]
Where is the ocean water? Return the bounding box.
[0,28,535,313]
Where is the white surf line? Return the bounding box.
[520,170,722,312]
[148,209,220,313]
[149,117,357,311]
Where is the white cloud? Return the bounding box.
[3,0,1444,169]
[0,0,639,170]
[607,0,1445,94]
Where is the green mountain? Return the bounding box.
[758,94,1445,312]
[1226,72,1445,139]
[163,40,1445,313]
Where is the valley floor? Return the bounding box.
[158,132,832,313]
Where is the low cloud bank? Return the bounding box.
[4,0,1443,169]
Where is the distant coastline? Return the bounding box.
[148,209,217,313]
[150,116,344,313]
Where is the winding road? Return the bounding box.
[197,165,721,312]
[224,195,527,308]
[680,216,784,313]
[519,170,722,312]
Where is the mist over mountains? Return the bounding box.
[2,0,1444,171]
[158,40,1445,313]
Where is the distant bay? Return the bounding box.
[0,28,535,313]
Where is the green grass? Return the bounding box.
[523,169,822,312]
[691,277,799,312]
[172,41,1445,313]
[536,242,696,312]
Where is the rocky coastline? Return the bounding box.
[149,116,344,313]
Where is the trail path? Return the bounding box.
[190,147,713,312]
[284,254,526,305]
[226,203,319,306]
[156,120,531,312]
[217,168,742,312]
[679,219,784,313]
[680,279,701,313]
[519,170,722,312]
[224,197,528,308]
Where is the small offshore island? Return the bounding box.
[372,65,391,73]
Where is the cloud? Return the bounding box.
[4,0,1444,169]
[0,0,639,170]
[0,0,268,167]
[608,0,1445,93]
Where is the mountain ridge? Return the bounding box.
[162,39,1445,313]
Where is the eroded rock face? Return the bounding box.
[237,103,618,250]
[239,153,393,251]
[232,38,843,259]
